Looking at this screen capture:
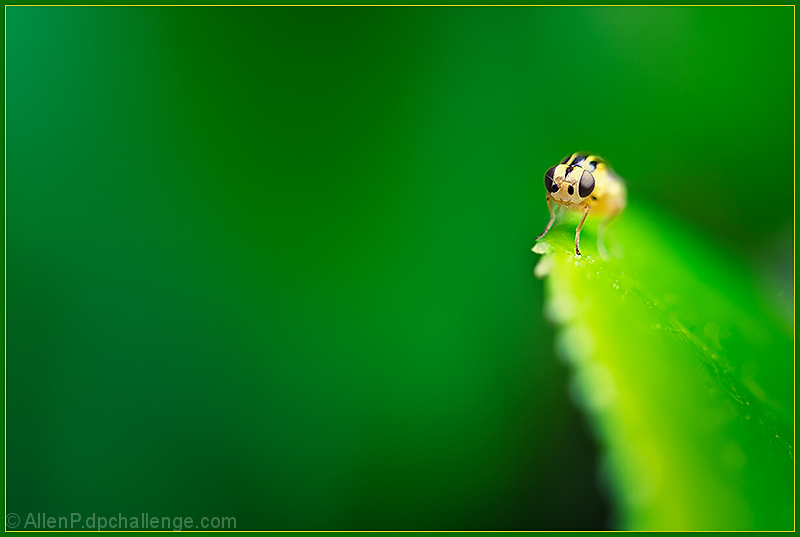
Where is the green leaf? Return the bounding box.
[533,201,793,530]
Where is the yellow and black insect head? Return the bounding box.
[544,162,595,205]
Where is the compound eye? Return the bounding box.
[544,166,559,193]
[579,170,595,198]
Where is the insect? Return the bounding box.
[535,153,627,257]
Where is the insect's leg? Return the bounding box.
[536,197,556,241]
[574,204,590,257]
[597,216,610,260]
[597,210,623,259]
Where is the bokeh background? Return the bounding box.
[6,6,793,530]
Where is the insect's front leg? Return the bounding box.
[596,218,609,259]
[574,204,590,257]
[597,215,612,259]
[536,196,556,241]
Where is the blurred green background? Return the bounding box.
[6,6,793,530]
